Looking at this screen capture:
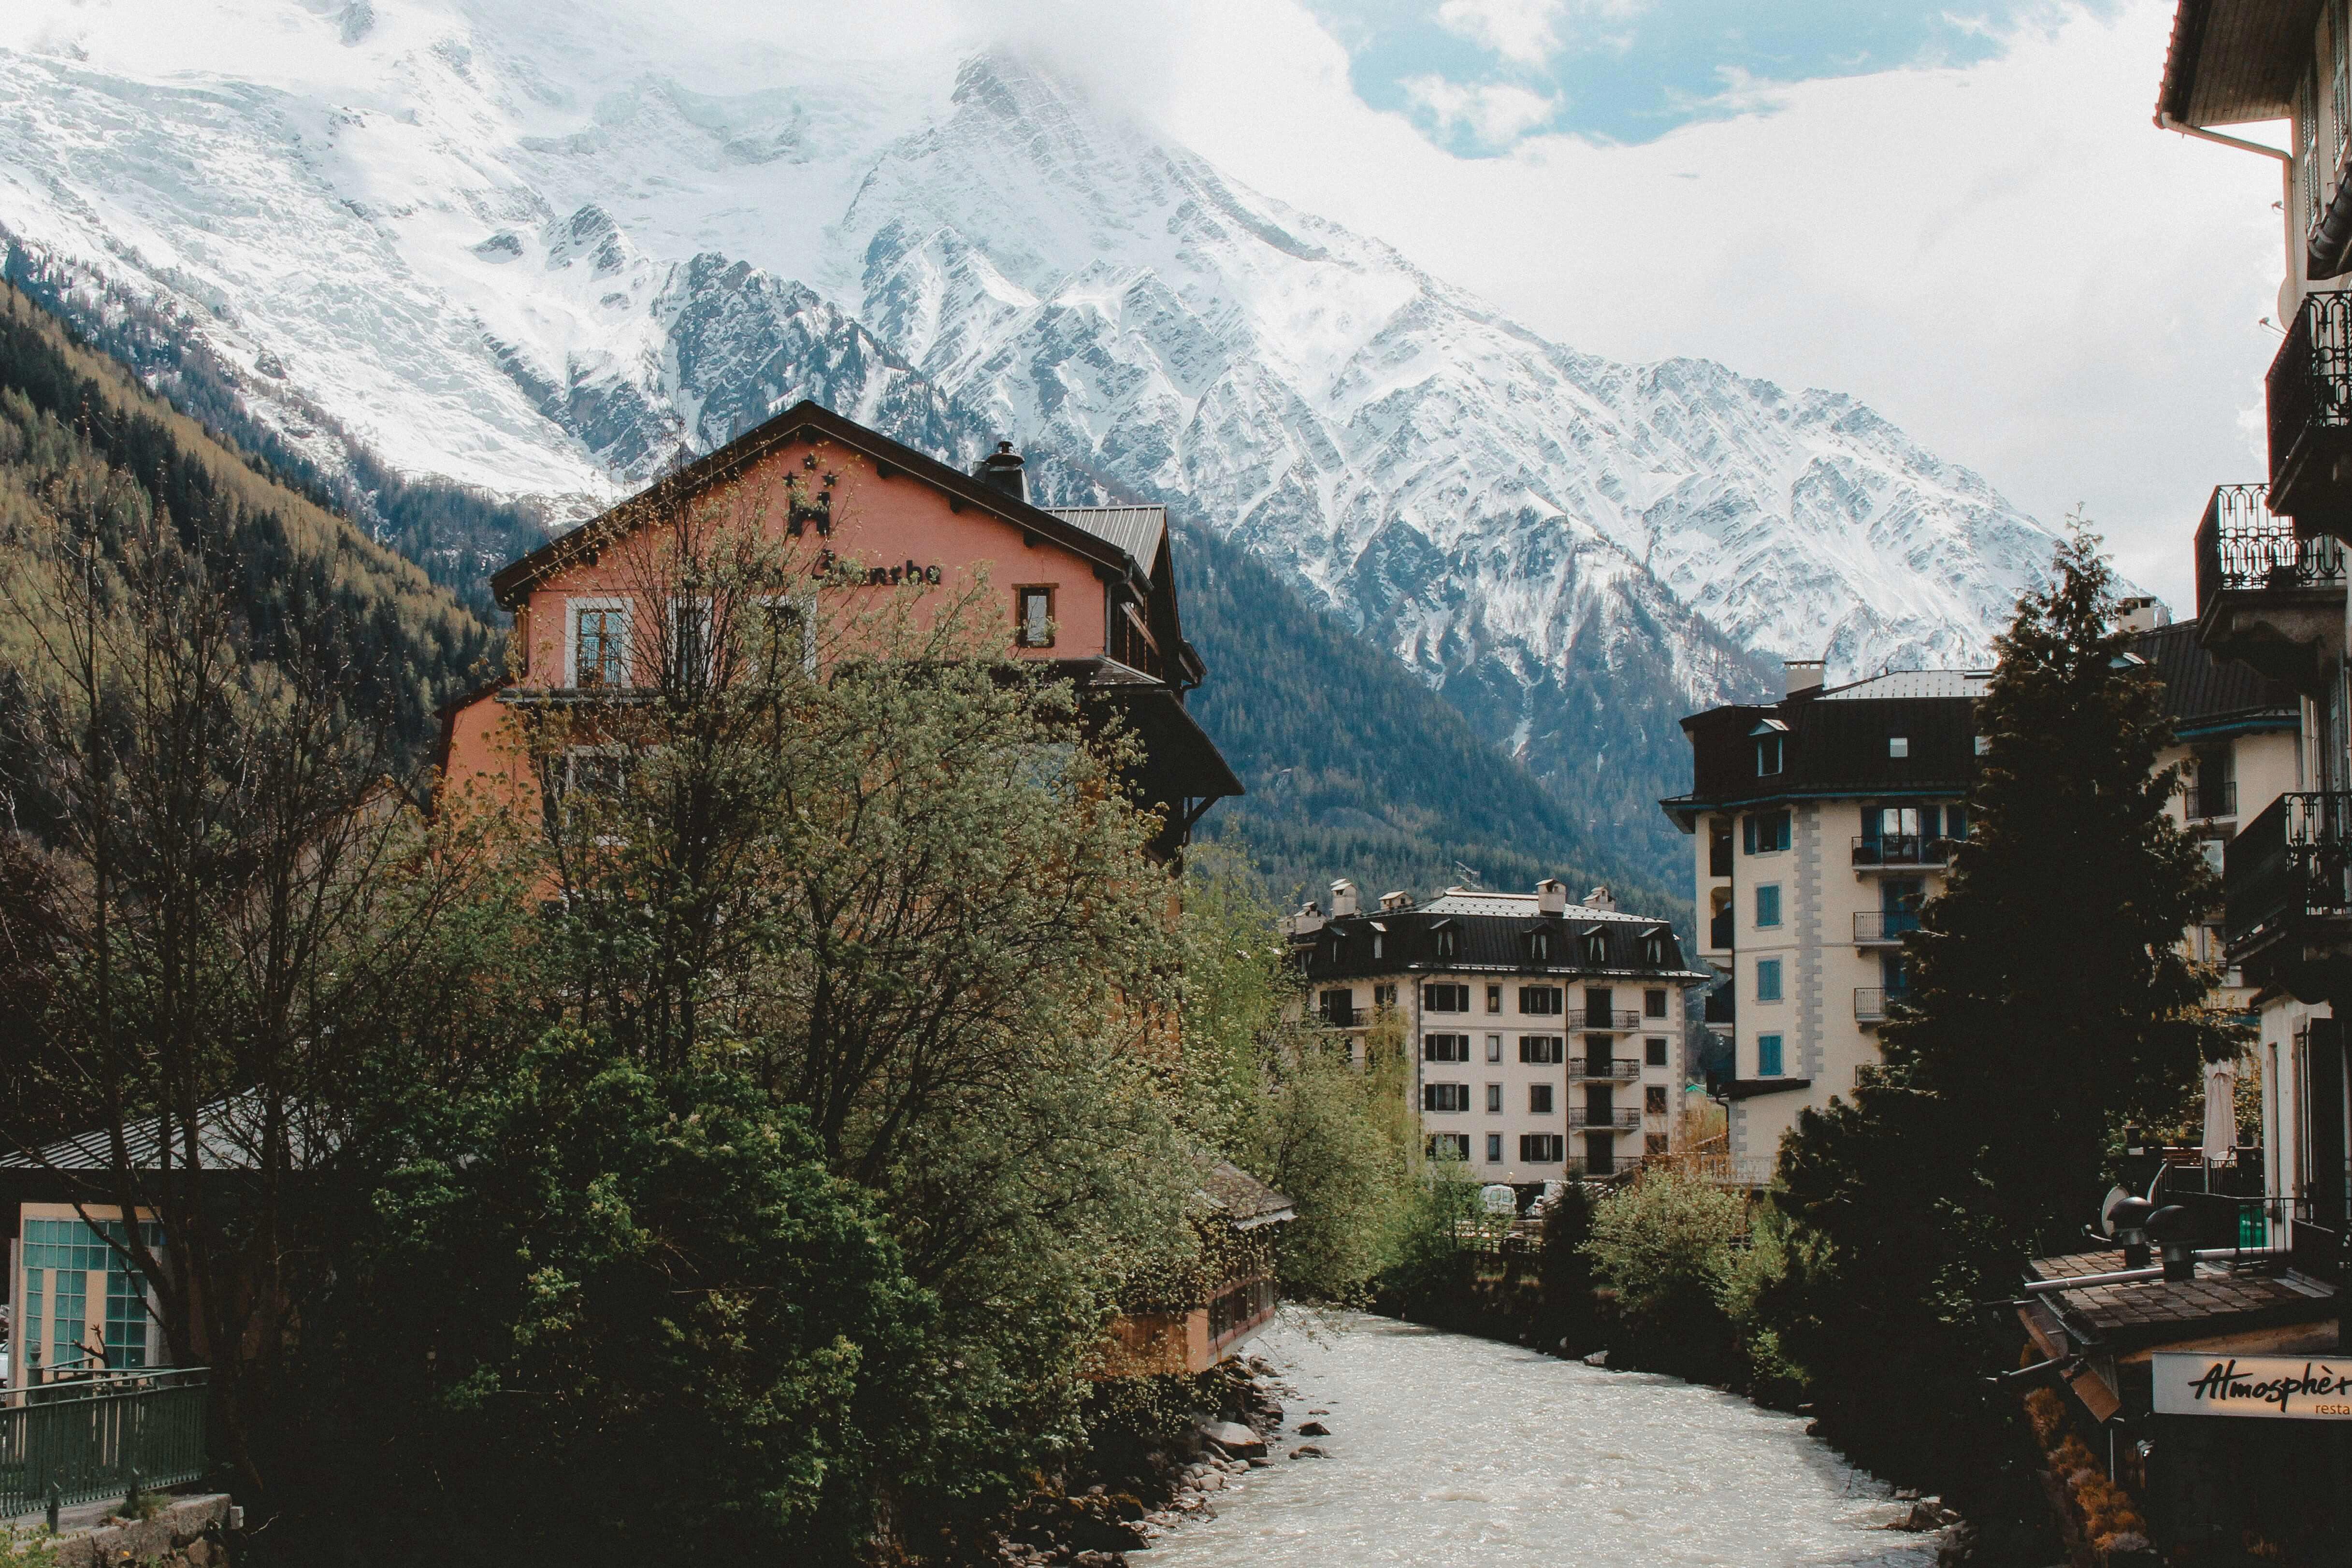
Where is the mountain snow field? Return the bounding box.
[0,0,2070,815]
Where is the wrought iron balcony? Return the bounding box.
[2268,293,2352,531]
[1566,1008,1642,1031]
[1854,986,1912,1023]
[1569,1057,1643,1082]
[1853,910,1919,946]
[2192,482,2346,689]
[1567,1107,1643,1130]
[1850,834,1956,869]
[2223,792,2352,964]
[2183,779,2237,821]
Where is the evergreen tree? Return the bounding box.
[1881,523,2228,1245]
[1755,526,2230,1505]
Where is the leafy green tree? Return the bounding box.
[1172,842,1413,1298]
[509,503,1202,1541]
[1581,1166,1745,1378]
[312,1031,927,1565]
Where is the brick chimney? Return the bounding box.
[1328,879,1360,918]
[1784,659,1825,698]
[1535,877,1568,915]
[1585,885,1616,913]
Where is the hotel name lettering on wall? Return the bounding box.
[2152,1355,2352,1420]
[811,550,945,588]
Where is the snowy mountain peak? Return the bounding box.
[0,2,2069,834]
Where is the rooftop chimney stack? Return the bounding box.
[976,440,1026,502]
[2115,595,2171,634]
[1379,890,1414,912]
[1784,659,1825,698]
[1535,877,1569,915]
[1328,879,1360,918]
[1585,885,1616,913]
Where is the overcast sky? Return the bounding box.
[934,0,2285,617]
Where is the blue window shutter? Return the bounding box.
[1759,1034,1784,1076]
[1861,806,1881,846]
[1920,804,1941,839]
[1743,816,1757,855]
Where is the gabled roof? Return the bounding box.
[488,400,1153,609]
[1818,670,1992,701]
[1,1091,336,1173]
[1196,1158,1297,1230]
[2157,0,2322,128]
[1049,506,1168,582]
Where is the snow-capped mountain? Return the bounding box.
[0,0,2066,812]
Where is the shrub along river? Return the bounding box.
[1136,1310,1950,1568]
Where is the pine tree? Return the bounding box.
[1757,525,2232,1499]
[1881,523,2227,1247]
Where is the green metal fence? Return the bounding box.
[0,1367,208,1519]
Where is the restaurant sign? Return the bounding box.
[2152,1355,2352,1420]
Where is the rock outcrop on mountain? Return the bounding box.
[0,2,2069,882]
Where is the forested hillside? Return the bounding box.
[0,278,497,761]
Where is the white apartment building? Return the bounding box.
[1663,622,2299,1181]
[1284,880,1706,1183]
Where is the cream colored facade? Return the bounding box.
[1286,885,1700,1183]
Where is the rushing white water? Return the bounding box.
[1136,1310,1944,1568]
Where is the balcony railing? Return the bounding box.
[1319,1003,1358,1029]
[2223,791,2352,951]
[0,1367,208,1519]
[1854,986,1912,1023]
[1570,1058,1643,1082]
[2268,291,2352,523]
[1852,910,1920,945]
[1566,1009,1641,1032]
[1707,910,1732,951]
[2184,779,2238,821]
[2193,481,2346,620]
[1567,1107,1643,1130]
[1851,835,1956,869]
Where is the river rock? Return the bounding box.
[1297,1420,1329,1436]
[1582,1350,1609,1367]
[1198,1419,1266,1457]
[1290,1444,1328,1459]
[1247,1456,1270,1467]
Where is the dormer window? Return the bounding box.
[1750,718,1789,777]
[1582,930,1607,967]
[1530,929,1552,963]
[1643,928,1667,967]
[1434,922,1458,961]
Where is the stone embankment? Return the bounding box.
[988,1354,1299,1568]
[24,1494,236,1568]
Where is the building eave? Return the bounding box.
[487,401,1144,610]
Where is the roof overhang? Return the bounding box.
[488,401,1148,609]
[2157,0,2321,128]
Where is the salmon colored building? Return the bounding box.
[437,400,1241,854]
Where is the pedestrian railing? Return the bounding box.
[0,1367,208,1520]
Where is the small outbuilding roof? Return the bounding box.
[1197,1159,1297,1230]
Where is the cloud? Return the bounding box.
[1106,0,2279,617]
[1433,0,1564,67]
[1401,73,1561,143]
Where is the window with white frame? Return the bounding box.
[570,598,631,688]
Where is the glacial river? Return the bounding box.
[1136,1310,1944,1568]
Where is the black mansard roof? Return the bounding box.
[1663,627,2291,828]
[1293,892,1705,984]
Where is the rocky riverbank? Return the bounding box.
[985,1354,1300,1568]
